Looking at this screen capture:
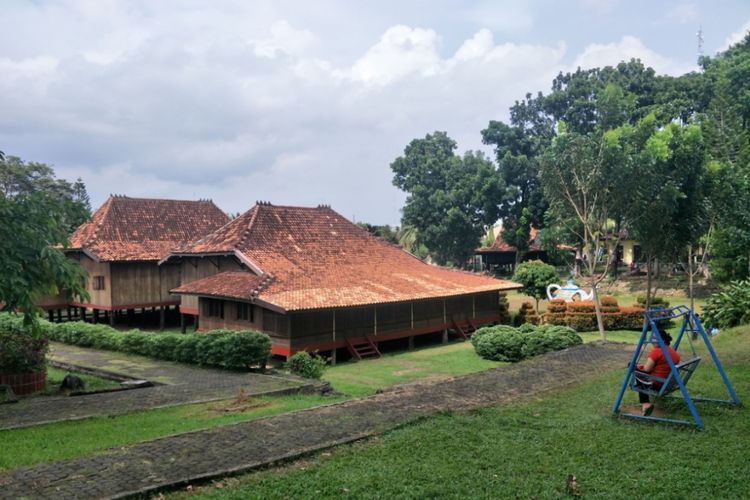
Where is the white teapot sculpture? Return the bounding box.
[546,279,593,302]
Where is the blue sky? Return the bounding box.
[1,1,749,224]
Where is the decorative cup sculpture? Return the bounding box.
[546,279,593,302]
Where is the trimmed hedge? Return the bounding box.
[516,302,540,326]
[471,323,582,362]
[498,292,511,325]
[45,321,271,370]
[542,299,646,331]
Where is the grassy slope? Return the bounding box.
[324,342,504,397]
[0,394,344,471]
[180,328,750,499]
[0,342,498,470]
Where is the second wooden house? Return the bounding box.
[46,195,230,326]
[167,202,520,360]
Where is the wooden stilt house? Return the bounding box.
[45,195,229,326]
[168,202,520,360]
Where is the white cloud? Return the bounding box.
[347,26,442,86]
[720,18,750,52]
[1,1,724,225]
[573,35,693,76]
[251,20,318,59]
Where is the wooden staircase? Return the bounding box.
[345,337,382,360]
[452,319,479,340]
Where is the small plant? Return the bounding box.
[703,280,750,329]
[512,260,559,312]
[285,351,327,379]
[498,292,511,325]
[0,314,49,374]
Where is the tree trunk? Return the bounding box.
[592,283,606,341]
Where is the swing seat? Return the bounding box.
[630,357,702,398]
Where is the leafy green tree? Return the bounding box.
[0,154,90,325]
[391,132,503,267]
[357,223,399,245]
[0,155,91,234]
[511,260,558,313]
[0,193,89,324]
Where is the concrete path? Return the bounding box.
[0,343,631,499]
[0,343,312,430]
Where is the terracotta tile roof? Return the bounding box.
[172,203,519,311]
[68,195,230,261]
[172,272,268,301]
[476,227,542,253]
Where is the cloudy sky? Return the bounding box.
[2,1,749,225]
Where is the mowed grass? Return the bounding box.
[177,328,750,500]
[45,366,122,393]
[324,341,505,397]
[0,393,344,471]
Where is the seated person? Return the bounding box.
[635,329,680,416]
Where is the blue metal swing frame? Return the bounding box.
[611,305,740,429]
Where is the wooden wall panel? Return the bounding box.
[76,255,112,307]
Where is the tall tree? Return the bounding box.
[391,132,504,267]
[0,155,91,234]
[0,153,90,324]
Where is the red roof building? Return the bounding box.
[40,195,229,325]
[167,202,519,359]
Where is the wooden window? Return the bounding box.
[207,299,224,319]
[237,303,253,322]
[92,276,105,291]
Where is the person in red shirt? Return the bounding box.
[635,329,680,416]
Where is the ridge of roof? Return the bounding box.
[68,195,230,261]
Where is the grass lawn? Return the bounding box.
[177,327,750,499]
[324,342,505,397]
[45,366,122,393]
[0,393,345,471]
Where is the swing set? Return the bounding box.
[611,305,740,429]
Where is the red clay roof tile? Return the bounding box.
[173,203,519,311]
[68,196,230,261]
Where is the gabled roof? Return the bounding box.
[476,227,542,254]
[68,195,230,262]
[171,202,519,311]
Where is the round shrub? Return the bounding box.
[471,326,526,362]
[0,315,48,374]
[521,325,582,358]
[600,295,619,307]
[285,351,327,379]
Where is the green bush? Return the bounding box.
[44,321,271,370]
[636,295,670,308]
[0,314,48,373]
[703,280,750,329]
[521,325,582,358]
[471,324,581,362]
[285,351,327,379]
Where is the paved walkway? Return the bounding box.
[0,343,312,430]
[0,343,631,499]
